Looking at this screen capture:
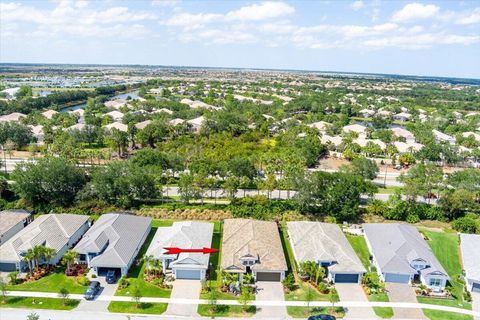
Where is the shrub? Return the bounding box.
[452,214,479,234]
[118,277,130,290]
[318,282,329,294]
[76,275,90,286]
[282,273,296,291]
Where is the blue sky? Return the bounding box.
[1,0,479,78]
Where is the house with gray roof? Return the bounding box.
[287,222,366,283]
[460,234,480,293]
[74,213,151,276]
[146,221,214,280]
[363,223,449,291]
[0,214,90,272]
[0,209,32,246]
[221,219,287,282]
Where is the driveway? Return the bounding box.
[254,281,288,319]
[336,283,377,319]
[473,292,480,320]
[164,279,201,317]
[75,274,119,312]
[385,283,425,319]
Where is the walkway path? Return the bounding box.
[164,280,201,317]
[4,290,479,317]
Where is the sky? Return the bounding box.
[1,0,479,78]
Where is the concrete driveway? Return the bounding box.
[385,283,425,319]
[472,292,480,320]
[75,274,119,312]
[164,279,201,317]
[336,283,377,319]
[254,281,288,319]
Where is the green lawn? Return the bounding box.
[420,229,466,303]
[115,227,171,298]
[108,301,167,314]
[285,280,329,301]
[0,297,79,310]
[279,221,296,274]
[7,268,88,294]
[418,296,473,319]
[197,304,256,317]
[287,306,345,318]
[369,293,394,318]
[345,234,371,269]
[151,219,175,228]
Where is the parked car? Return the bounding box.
[308,315,336,320]
[84,281,101,300]
[106,270,117,284]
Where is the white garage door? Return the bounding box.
[176,269,201,280]
[385,273,411,283]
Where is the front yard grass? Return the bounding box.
[345,234,371,269]
[417,296,473,320]
[287,306,345,318]
[6,268,88,294]
[197,304,255,317]
[0,297,79,310]
[114,227,171,298]
[369,292,394,318]
[108,301,167,315]
[285,280,329,302]
[420,229,468,305]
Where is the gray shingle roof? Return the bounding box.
[460,233,480,281]
[0,214,89,262]
[363,223,448,278]
[0,209,31,236]
[221,219,287,273]
[287,222,365,273]
[74,213,151,268]
[146,221,214,269]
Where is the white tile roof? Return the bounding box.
[460,234,480,282]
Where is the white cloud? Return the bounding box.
[163,12,222,29]
[364,33,479,49]
[456,8,480,25]
[226,1,294,21]
[350,1,364,11]
[392,3,440,23]
[151,0,180,7]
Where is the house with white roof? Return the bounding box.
[287,222,366,283]
[0,210,32,246]
[460,234,480,293]
[0,112,26,123]
[391,127,416,142]
[105,122,128,132]
[41,110,58,120]
[359,108,375,118]
[29,125,44,145]
[0,214,90,272]
[105,99,127,109]
[105,110,124,122]
[187,116,205,133]
[393,141,424,153]
[135,120,152,130]
[393,112,412,122]
[432,130,456,145]
[308,121,330,133]
[169,118,185,126]
[1,87,20,100]
[462,132,480,142]
[145,221,213,280]
[343,124,367,137]
[363,223,449,291]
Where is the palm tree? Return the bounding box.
[150,258,163,277]
[42,247,56,268]
[62,250,78,269]
[23,249,35,273]
[32,246,45,270]
[143,255,154,276]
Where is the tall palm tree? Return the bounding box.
[23,249,35,273]
[32,245,45,270]
[143,255,154,275]
[62,250,78,269]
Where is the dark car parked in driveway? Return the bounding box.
[308,315,336,320]
[84,281,101,300]
[106,270,117,284]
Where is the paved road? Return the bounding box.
[255,281,288,319]
[4,290,479,317]
[164,280,201,317]
[385,283,425,319]
[335,283,377,319]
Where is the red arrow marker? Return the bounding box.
[163,247,218,255]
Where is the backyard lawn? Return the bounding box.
[6,268,88,294]
[420,229,468,304]
[369,292,394,318]
[115,227,171,298]
[197,304,256,317]
[0,297,80,310]
[287,306,345,318]
[345,234,371,269]
[108,301,167,314]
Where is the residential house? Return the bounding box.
[363,223,449,291]
[393,141,424,153]
[308,121,331,134]
[105,122,128,132]
[41,110,58,120]
[187,116,205,133]
[393,112,412,122]
[460,234,480,293]
[74,213,151,276]
[0,214,90,272]
[104,99,127,109]
[287,222,366,283]
[146,221,213,280]
[462,132,480,143]
[169,118,185,126]
[0,112,26,123]
[343,124,367,137]
[0,210,32,246]
[221,219,287,282]
[391,127,416,143]
[105,110,124,122]
[359,108,375,118]
[433,129,456,145]
[135,120,152,130]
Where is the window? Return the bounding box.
[429,278,442,287]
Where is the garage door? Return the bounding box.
[334,273,359,283]
[97,267,121,276]
[176,269,201,280]
[385,273,410,283]
[256,272,281,282]
[473,282,480,293]
[0,262,16,272]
